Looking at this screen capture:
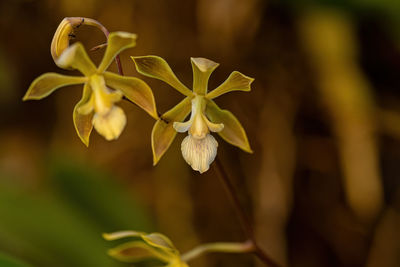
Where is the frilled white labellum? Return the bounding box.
[181,134,218,173]
[92,105,126,140]
[173,95,223,173]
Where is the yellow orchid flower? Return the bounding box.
[24,32,158,145]
[103,231,189,267]
[132,56,253,173]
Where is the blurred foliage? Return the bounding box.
[0,157,152,267]
[0,252,31,267]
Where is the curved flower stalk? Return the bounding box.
[24,31,158,145]
[132,56,253,173]
[103,231,189,267]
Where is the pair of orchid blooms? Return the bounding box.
[24,17,254,174]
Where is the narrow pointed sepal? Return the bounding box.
[98,31,137,72]
[104,231,181,264]
[107,241,171,263]
[132,56,192,96]
[152,97,193,165]
[191,57,219,95]
[92,105,127,141]
[23,73,86,101]
[56,42,97,76]
[141,233,176,252]
[104,71,158,119]
[206,71,254,99]
[205,99,253,153]
[181,134,218,173]
[73,83,94,146]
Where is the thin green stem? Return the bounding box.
[181,240,255,263]
[213,157,282,267]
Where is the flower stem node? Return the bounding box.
[133,56,254,173]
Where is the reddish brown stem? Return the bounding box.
[80,17,124,76]
[213,157,282,267]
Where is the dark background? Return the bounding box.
[0,0,399,266]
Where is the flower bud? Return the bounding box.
[51,17,85,63]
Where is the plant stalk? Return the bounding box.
[213,157,282,267]
[181,240,255,263]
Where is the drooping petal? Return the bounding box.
[97,32,137,73]
[152,97,193,165]
[132,56,192,96]
[203,114,224,132]
[108,241,172,263]
[206,71,254,99]
[104,71,158,119]
[73,83,94,146]
[205,100,253,153]
[173,120,192,133]
[23,73,86,100]
[92,105,127,140]
[181,134,218,173]
[56,42,97,76]
[191,57,219,95]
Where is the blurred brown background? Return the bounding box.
[0,0,399,266]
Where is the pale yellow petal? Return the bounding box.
[204,114,224,132]
[132,56,192,96]
[56,42,97,76]
[173,120,192,133]
[152,97,193,165]
[104,71,158,119]
[205,99,252,153]
[23,73,86,101]
[73,83,94,146]
[206,71,254,99]
[98,31,137,72]
[191,57,219,95]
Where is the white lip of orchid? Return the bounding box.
[173,95,224,173]
[181,133,218,173]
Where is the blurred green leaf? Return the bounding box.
[0,157,154,267]
[0,252,32,267]
[48,157,153,232]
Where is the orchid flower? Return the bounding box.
[104,231,189,267]
[132,56,253,173]
[24,31,158,145]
